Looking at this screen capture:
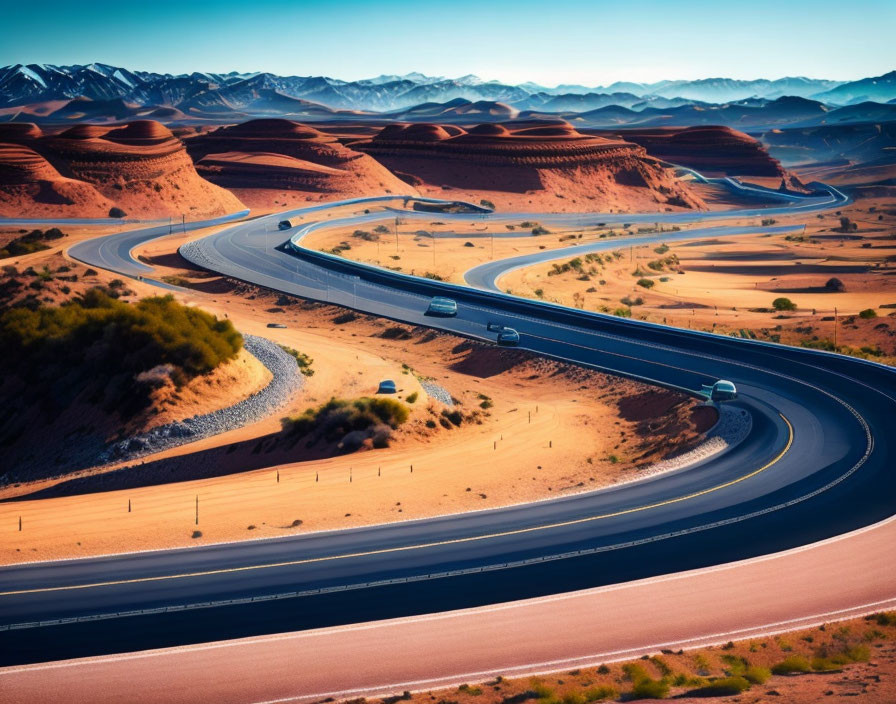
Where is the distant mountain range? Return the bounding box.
[3,64,896,111]
[1,64,895,128]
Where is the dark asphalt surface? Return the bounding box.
[3,182,893,666]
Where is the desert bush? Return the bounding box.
[825,277,845,292]
[0,289,241,417]
[742,666,770,684]
[772,297,797,311]
[689,676,751,696]
[333,311,358,325]
[381,326,412,340]
[0,229,62,259]
[405,391,418,404]
[867,612,896,626]
[279,345,314,376]
[582,686,616,702]
[480,199,495,209]
[771,655,811,675]
[531,683,554,699]
[282,397,409,451]
[109,207,127,218]
[629,678,669,699]
[637,278,655,289]
[858,308,877,319]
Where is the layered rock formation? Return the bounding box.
[609,126,785,178]
[185,119,415,208]
[352,120,704,212]
[0,142,114,217]
[0,120,244,218]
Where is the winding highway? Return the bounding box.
[2,181,895,701]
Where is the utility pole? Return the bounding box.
[394,216,399,253]
[195,495,199,525]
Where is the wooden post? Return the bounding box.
[276,470,280,484]
[19,516,22,532]
[195,495,199,525]
[128,499,131,513]
[834,307,838,348]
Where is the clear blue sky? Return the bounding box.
[2,0,893,85]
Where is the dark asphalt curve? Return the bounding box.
[3,182,893,666]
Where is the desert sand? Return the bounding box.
[0,217,713,563]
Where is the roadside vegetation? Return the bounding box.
[282,396,410,451]
[278,345,314,376]
[372,612,896,704]
[0,228,66,259]
[0,288,242,420]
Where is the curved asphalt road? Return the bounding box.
[2,182,894,670]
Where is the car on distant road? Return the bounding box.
[267,322,287,329]
[496,328,520,346]
[709,379,738,401]
[426,296,458,317]
[377,379,397,394]
[487,322,505,332]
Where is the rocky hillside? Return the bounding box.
[606,126,785,177]
[184,119,414,208]
[352,120,704,212]
[0,120,244,218]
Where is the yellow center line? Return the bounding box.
[1,414,793,598]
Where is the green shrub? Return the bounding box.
[582,686,616,702]
[282,397,409,450]
[858,308,877,319]
[637,278,655,289]
[629,678,669,699]
[0,289,242,419]
[561,693,585,704]
[531,683,554,699]
[772,297,797,311]
[742,666,770,685]
[690,676,751,696]
[279,345,314,376]
[405,391,419,404]
[867,612,896,626]
[771,655,811,675]
[0,229,59,259]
